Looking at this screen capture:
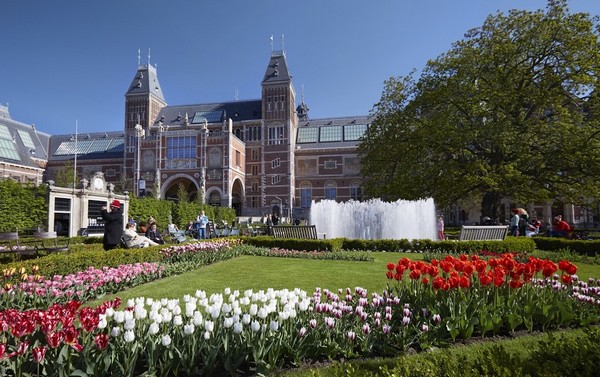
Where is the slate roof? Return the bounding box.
[125,64,166,103]
[0,104,50,169]
[154,100,262,127]
[262,50,292,84]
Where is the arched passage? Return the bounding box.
[161,174,199,202]
[231,178,244,215]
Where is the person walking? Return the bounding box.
[436,215,445,240]
[509,209,520,236]
[101,199,123,251]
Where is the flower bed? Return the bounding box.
[0,252,598,376]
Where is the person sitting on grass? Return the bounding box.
[123,222,159,248]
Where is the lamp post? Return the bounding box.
[134,123,145,197]
[200,119,208,203]
[155,121,165,199]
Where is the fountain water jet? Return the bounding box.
[310,198,437,240]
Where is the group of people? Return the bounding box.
[509,209,543,237]
[101,199,170,251]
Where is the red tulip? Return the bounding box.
[32,346,47,363]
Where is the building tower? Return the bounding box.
[261,48,297,218]
[124,51,167,196]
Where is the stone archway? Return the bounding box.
[161,174,199,202]
[231,178,244,215]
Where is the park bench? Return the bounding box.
[455,225,509,241]
[34,231,70,253]
[0,232,38,258]
[271,225,325,239]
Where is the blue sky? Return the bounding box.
[2,0,599,136]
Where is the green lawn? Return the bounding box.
[87,251,600,307]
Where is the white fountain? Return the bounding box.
[310,198,437,240]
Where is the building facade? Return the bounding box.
[44,50,370,221]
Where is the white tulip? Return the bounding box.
[148,322,160,335]
[110,327,120,337]
[161,334,172,346]
[124,319,136,331]
[223,317,234,328]
[205,320,214,332]
[249,304,258,316]
[193,312,203,326]
[270,320,279,332]
[124,330,135,342]
[173,315,183,326]
[184,324,195,335]
[233,322,243,334]
[242,313,251,325]
[113,311,125,323]
[251,320,260,332]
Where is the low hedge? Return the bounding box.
[240,236,344,252]
[284,327,600,377]
[341,237,536,254]
[533,237,600,256]
[4,245,163,277]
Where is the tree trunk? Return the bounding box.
[481,192,502,223]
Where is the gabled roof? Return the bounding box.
[154,100,262,127]
[0,104,49,168]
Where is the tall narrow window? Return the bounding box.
[324,181,337,200]
[300,183,312,208]
[268,126,284,145]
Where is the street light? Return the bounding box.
[200,119,208,203]
[134,123,145,197]
[155,121,166,199]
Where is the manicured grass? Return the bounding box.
[87,251,600,307]
[88,252,417,306]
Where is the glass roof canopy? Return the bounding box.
[297,123,368,144]
[192,111,223,124]
[54,138,124,156]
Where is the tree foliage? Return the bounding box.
[53,161,76,188]
[0,179,48,232]
[360,0,600,219]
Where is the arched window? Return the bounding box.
[324,181,337,200]
[349,181,362,201]
[300,182,312,208]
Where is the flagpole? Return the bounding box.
[74,120,78,190]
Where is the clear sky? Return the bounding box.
[2,0,599,136]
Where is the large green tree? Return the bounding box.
[360,0,600,220]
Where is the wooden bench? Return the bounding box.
[0,232,38,258]
[34,231,70,253]
[456,225,509,241]
[271,225,324,239]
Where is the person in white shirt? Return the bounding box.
[122,222,159,248]
[196,210,209,239]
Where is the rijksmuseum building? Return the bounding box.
[0,49,594,228]
[3,49,369,222]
